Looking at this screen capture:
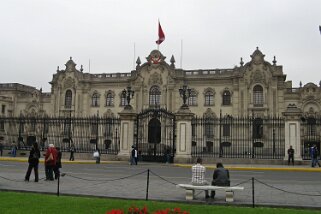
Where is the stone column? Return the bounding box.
[174,107,194,163]
[282,106,302,161]
[118,108,136,161]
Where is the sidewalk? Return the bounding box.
[1,156,320,172]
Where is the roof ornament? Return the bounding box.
[240,57,244,66]
[57,66,59,72]
[170,55,176,68]
[80,65,83,72]
[299,81,302,88]
[136,57,141,70]
[273,56,277,65]
[319,81,321,87]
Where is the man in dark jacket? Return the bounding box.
[211,162,230,198]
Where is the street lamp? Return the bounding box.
[122,86,135,109]
[179,84,192,108]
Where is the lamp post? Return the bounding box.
[179,84,191,108]
[122,86,135,109]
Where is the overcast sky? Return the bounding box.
[1,0,321,92]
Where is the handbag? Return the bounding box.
[93,151,99,158]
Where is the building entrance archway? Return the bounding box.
[136,108,175,163]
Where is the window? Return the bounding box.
[307,117,316,136]
[253,85,263,107]
[222,90,231,105]
[222,116,232,137]
[0,120,4,131]
[65,90,72,109]
[106,92,114,106]
[120,95,128,106]
[149,86,161,107]
[91,121,98,135]
[19,122,24,134]
[204,118,214,138]
[188,90,197,106]
[1,105,5,114]
[104,118,113,138]
[204,91,214,106]
[92,93,100,107]
[30,118,36,132]
[253,118,263,139]
[63,119,71,136]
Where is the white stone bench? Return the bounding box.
[177,184,244,202]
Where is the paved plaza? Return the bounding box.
[0,157,321,209]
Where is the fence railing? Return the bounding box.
[191,116,285,159]
[0,116,120,154]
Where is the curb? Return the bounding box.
[0,157,116,164]
[173,164,321,172]
[1,157,321,172]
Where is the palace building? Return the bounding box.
[0,48,320,163]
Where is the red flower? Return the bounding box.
[106,209,124,214]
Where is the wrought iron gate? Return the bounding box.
[135,108,175,163]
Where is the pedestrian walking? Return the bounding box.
[93,149,100,164]
[54,147,62,179]
[24,142,40,182]
[0,142,3,156]
[45,144,57,180]
[69,144,75,161]
[11,141,17,157]
[131,146,138,165]
[312,145,320,167]
[309,145,315,167]
[287,145,294,165]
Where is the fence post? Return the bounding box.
[146,169,150,201]
[252,177,255,208]
[57,175,60,197]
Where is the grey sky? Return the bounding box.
[1,0,321,92]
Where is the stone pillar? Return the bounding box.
[174,107,194,163]
[282,106,303,161]
[118,108,136,161]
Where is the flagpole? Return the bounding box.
[180,39,183,68]
[133,43,136,69]
[89,59,91,73]
[157,19,159,51]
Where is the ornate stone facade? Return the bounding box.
[0,48,320,119]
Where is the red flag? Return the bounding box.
[156,21,165,45]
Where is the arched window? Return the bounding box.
[188,89,197,106]
[204,91,214,106]
[92,93,100,107]
[222,90,231,106]
[65,90,72,109]
[106,92,114,106]
[253,85,263,107]
[149,86,161,107]
[120,95,127,106]
[204,117,214,138]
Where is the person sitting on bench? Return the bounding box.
[211,162,230,199]
[191,157,210,198]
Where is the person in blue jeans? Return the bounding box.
[11,142,17,157]
[312,145,320,167]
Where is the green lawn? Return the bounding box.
[0,191,319,214]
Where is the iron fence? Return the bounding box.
[191,116,285,159]
[301,116,321,160]
[0,116,120,154]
